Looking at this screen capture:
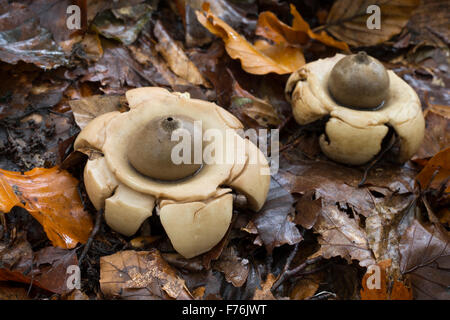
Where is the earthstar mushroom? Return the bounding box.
[285,53,425,165]
[74,87,270,258]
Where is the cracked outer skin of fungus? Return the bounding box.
[285,54,425,165]
[74,87,270,258]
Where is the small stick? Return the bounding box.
[272,245,323,291]
[78,209,103,266]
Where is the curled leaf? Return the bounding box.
[0,167,93,248]
[196,7,304,75]
[256,4,350,51]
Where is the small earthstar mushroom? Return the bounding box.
[74,87,270,258]
[285,53,425,165]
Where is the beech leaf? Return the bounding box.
[0,167,93,248]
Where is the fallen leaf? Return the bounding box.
[0,233,79,294]
[399,219,450,300]
[69,95,128,129]
[0,284,30,300]
[154,20,211,87]
[180,0,257,47]
[253,273,276,300]
[413,105,450,163]
[324,0,420,47]
[290,274,321,300]
[253,179,303,254]
[100,250,193,300]
[0,0,71,68]
[212,246,249,287]
[92,3,154,45]
[415,147,450,193]
[405,0,450,47]
[256,4,349,51]
[0,167,93,248]
[361,259,413,300]
[196,6,305,75]
[305,198,375,267]
[230,78,281,128]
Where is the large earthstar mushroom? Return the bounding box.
[285,53,425,165]
[75,87,270,258]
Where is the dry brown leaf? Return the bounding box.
[253,273,276,300]
[100,250,193,300]
[361,259,413,300]
[196,7,304,75]
[256,5,350,51]
[154,20,211,87]
[0,167,93,249]
[325,0,420,47]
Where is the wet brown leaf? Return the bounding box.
[0,167,93,249]
[0,232,79,294]
[0,0,72,68]
[253,179,303,254]
[399,219,450,300]
[360,259,413,300]
[325,0,420,47]
[100,250,193,300]
[91,3,154,45]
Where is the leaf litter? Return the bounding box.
[0,0,448,300]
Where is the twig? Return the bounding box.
[272,244,323,291]
[78,209,103,266]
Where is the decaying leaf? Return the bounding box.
[325,0,420,47]
[92,3,154,45]
[0,232,79,294]
[100,250,193,300]
[154,21,211,87]
[196,6,305,75]
[399,219,450,300]
[256,4,349,51]
[69,95,128,129]
[212,246,249,287]
[0,167,93,248]
[413,105,450,163]
[361,259,413,300]
[230,78,280,128]
[253,179,303,254]
[253,273,276,300]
